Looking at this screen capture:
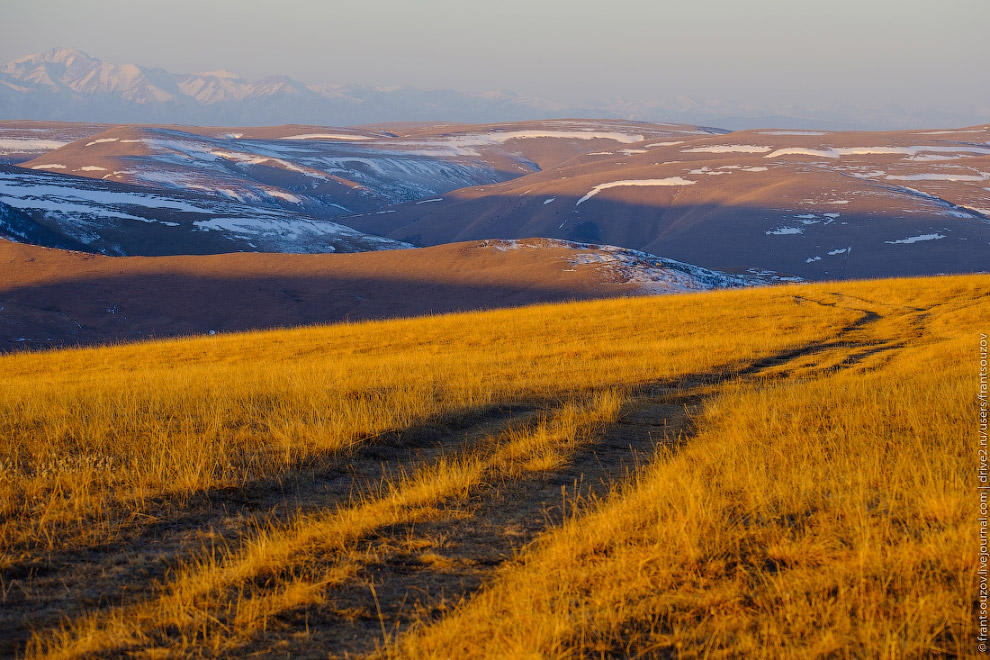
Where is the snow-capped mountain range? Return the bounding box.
[0,48,581,126]
[5,48,984,130]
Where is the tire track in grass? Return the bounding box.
[25,394,623,659]
[20,295,894,659]
[4,402,541,658]
[152,297,901,659]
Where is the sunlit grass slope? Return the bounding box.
[394,282,982,659]
[0,274,984,659]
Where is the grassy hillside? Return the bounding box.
[0,274,983,658]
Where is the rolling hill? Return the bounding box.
[5,119,716,256]
[0,237,760,351]
[0,120,109,164]
[17,119,716,215]
[346,124,990,279]
[3,119,986,282]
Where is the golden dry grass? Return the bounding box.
[0,274,984,658]
[392,283,982,659]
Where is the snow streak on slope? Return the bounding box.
[575,178,697,205]
[764,144,990,159]
[0,166,409,256]
[884,233,946,244]
[388,129,651,155]
[0,139,69,153]
[683,145,771,154]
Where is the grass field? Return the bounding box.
[0,274,984,658]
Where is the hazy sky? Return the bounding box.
[4,0,989,125]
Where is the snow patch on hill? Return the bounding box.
[391,129,650,157]
[575,177,696,206]
[885,233,946,244]
[766,145,990,159]
[885,173,986,182]
[565,243,771,292]
[0,139,70,153]
[481,239,774,293]
[683,145,771,154]
[758,131,828,136]
[282,134,375,141]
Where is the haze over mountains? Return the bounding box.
[0,48,603,127]
[2,48,980,130]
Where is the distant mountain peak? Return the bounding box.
[193,69,242,80]
[9,47,95,65]
[3,47,100,75]
[41,47,95,62]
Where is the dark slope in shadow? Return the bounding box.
[342,194,990,281]
[0,271,609,353]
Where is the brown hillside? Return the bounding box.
[0,237,710,351]
[345,124,990,279]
